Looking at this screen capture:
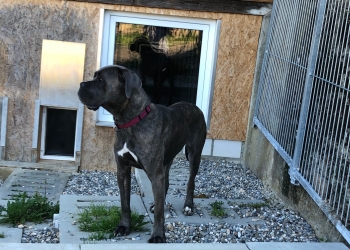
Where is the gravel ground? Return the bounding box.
[20,157,318,243]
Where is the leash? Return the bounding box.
[115,104,151,129]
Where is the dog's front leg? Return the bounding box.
[114,163,132,236]
[147,165,166,243]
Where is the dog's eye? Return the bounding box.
[99,78,103,82]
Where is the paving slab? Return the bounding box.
[81,243,249,250]
[59,194,152,244]
[142,196,267,225]
[136,166,192,199]
[0,243,80,249]
[135,169,152,197]
[246,242,349,250]
[0,168,70,204]
[0,225,22,243]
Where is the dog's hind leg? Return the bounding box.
[183,145,201,216]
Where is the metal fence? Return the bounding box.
[254,0,350,242]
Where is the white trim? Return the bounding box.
[97,10,220,125]
[40,106,77,161]
[212,140,242,158]
[32,100,41,149]
[0,97,8,148]
[202,139,213,156]
[96,9,105,72]
[75,103,84,152]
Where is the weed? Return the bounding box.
[249,202,268,209]
[209,201,227,218]
[77,203,148,240]
[0,192,59,225]
[0,232,5,238]
[228,200,268,209]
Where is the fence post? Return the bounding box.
[290,0,327,185]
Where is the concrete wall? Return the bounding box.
[0,0,265,170]
[243,13,345,242]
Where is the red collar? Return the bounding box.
[115,104,151,129]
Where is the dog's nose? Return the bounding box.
[80,82,87,88]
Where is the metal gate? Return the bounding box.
[254,0,350,242]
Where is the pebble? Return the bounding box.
[19,157,318,244]
[21,222,59,243]
[63,170,140,196]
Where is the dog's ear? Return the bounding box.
[121,68,142,98]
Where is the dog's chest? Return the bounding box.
[117,143,138,162]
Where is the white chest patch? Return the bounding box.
[117,143,138,162]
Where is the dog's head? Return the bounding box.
[77,65,141,111]
[129,36,150,54]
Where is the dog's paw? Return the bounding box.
[148,235,165,243]
[149,204,155,213]
[114,225,130,237]
[183,206,193,216]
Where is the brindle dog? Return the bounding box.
[78,65,206,243]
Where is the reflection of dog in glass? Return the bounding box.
[129,37,173,104]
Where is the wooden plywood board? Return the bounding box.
[209,14,262,141]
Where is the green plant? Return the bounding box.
[237,202,268,209]
[78,203,148,240]
[209,201,227,218]
[248,202,268,209]
[0,232,5,238]
[0,192,59,225]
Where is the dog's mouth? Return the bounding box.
[86,106,99,111]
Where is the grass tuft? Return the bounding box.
[209,200,228,218]
[0,192,59,225]
[77,203,148,240]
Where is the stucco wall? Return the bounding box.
[0,0,263,170]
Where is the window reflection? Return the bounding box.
[114,23,202,106]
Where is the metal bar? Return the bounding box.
[257,0,285,136]
[253,0,279,121]
[294,170,350,243]
[291,0,327,184]
[339,0,350,224]
[300,0,318,184]
[319,0,341,198]
[301,22,323,180]
[298,0,317,176]
[331,0,349,213]
[274,0,298,151]
[327,0,345,209]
